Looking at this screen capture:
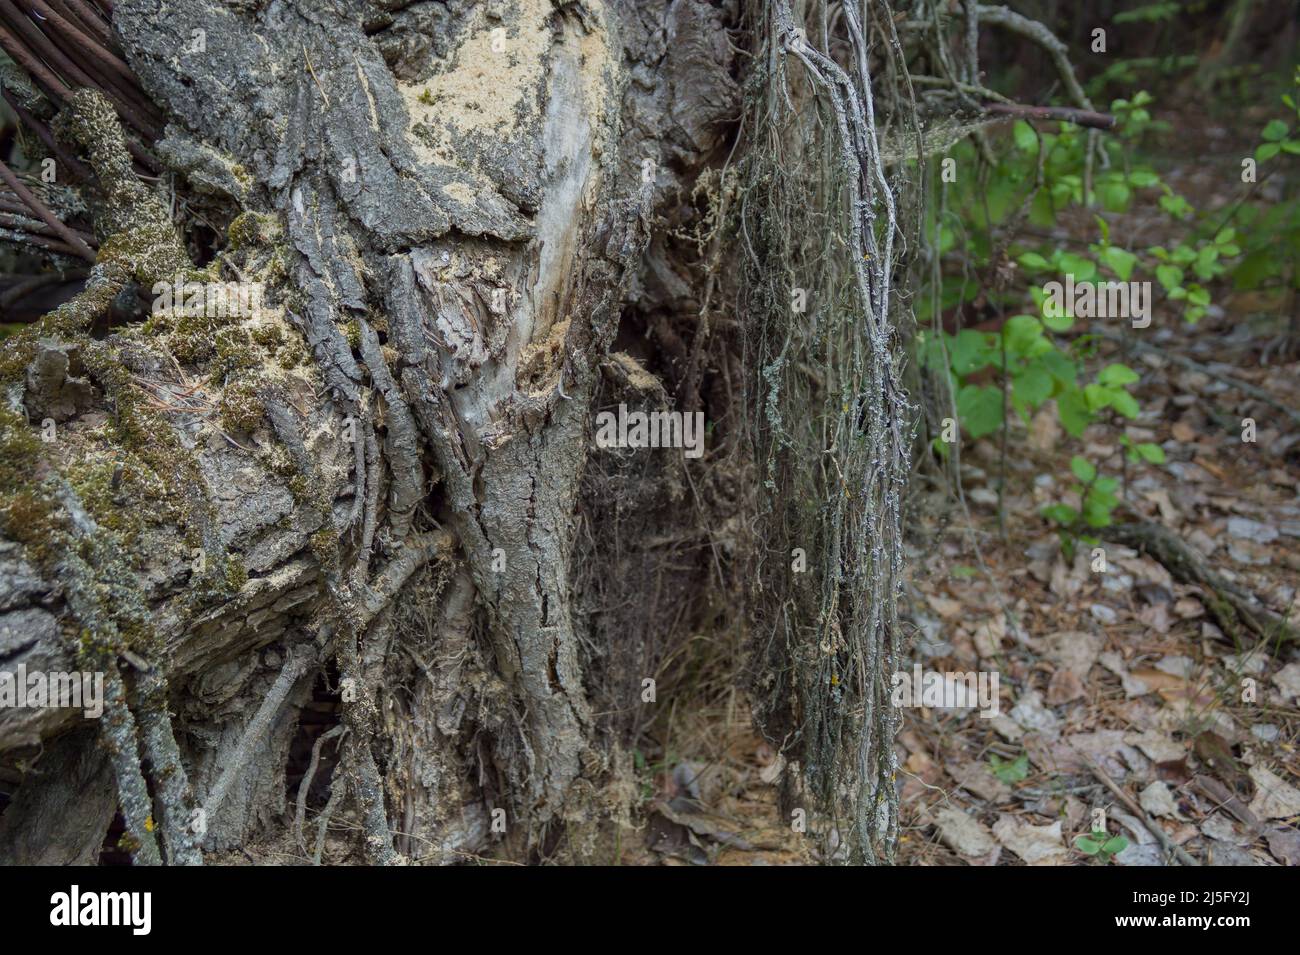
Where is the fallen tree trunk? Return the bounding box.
[0,0,1026,865]
[1,0,746,864]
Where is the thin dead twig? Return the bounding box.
[1080,752,1200,866]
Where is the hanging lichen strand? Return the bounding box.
[741,0,921,864]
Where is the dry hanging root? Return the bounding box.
[743,0,1094,865]
[744,0,917,864]
[38,480,202,865]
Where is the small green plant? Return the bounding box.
[920,90,1195,552]
[1227,67,1300,298]
[1120,433,1166,466]
[988,752,1030,784]
[1042,455,1120,532]
[1075,829,1128,863]
[1147,227,1239,322]
[1255,68,1300,163]
[632,748,656,803]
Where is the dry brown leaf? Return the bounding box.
[993,816,1068,865]
[1046,667,1085,705]
[927,594,963,619]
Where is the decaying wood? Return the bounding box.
[1,0,741,863]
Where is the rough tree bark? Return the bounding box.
[1,0,750,865]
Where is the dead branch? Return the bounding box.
[0,159,97,260]
[1103,521,1299,646]
[982,102,1116,130]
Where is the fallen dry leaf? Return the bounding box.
[1264,827,1300,866]
[927,594,963,619]
[933,807,997,858]
[993,816,1068,865]
[1040,630,1102,678]
[1247,765,1300,821]
[1046,668,1085,705]
[1139,781,1180,819]
[950,760,1011,803]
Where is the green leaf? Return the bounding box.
[957,384,1004,439]
[1083,495,1116,528]
[1262,119,1290,142]
[1008,122,1040,153]
[1041,350,1078,386]
[1100,246,1137,281]
[937,223,956,253]
[1017,251,1051,272]
[1013,120,1039,152]
[1057,390,1092,436]
[1002,315,1044,355]
[1012,365,1053,407]
[1135,442,1166,464]
[1256,142,1282,162]
[1098,363,1139,387]
[1041,310,1075,332]
[1074,834,1102,854]
[1043,503,1079,526]
[1110,389,1140,418]
[988,752,1030,784]
[1070,455,1097,483]
[1194,245,1220,280]
[1059,252,1098,282]
[949,329,996,376]
[1083,383,1112,412]
[1155,264,1184,291]
[1096,180,1131,212]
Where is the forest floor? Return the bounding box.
[634,104,1300,867]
